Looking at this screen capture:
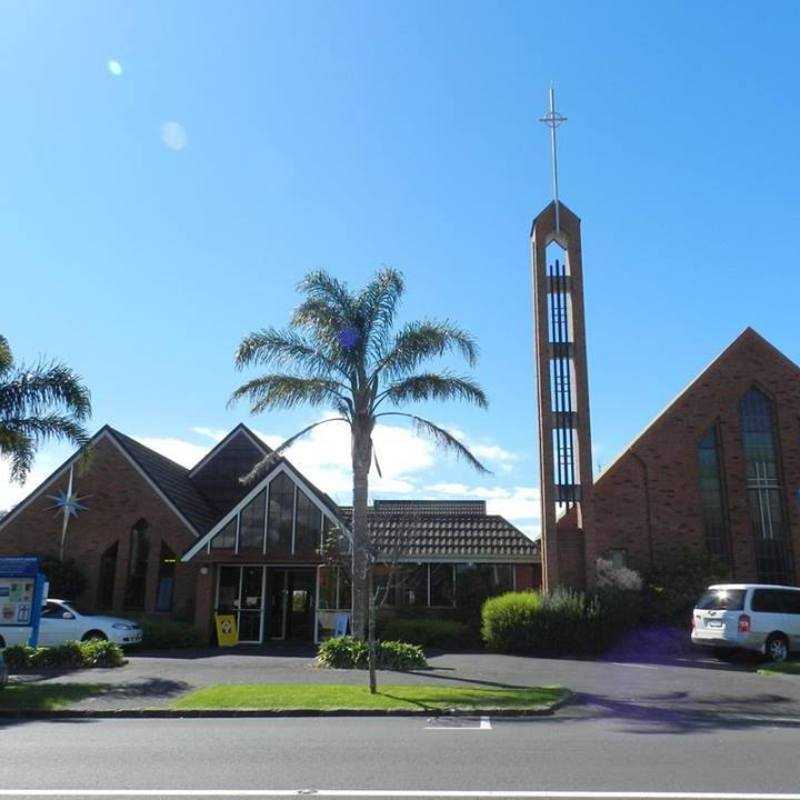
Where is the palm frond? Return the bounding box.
[376,372,488,410]
[0,361,91,421]
[0,426,34,483]
[377,320,479,379]
[234,327,345,379]
[375,412,490,474]
[356,268,404,361]
[228,375,352,416]
[0,336,12,377]
[240,417,349,484]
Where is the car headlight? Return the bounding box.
[112,623,137,630]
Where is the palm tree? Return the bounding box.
[231,268,489,644]
[0,335,91,483]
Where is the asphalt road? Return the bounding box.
[2,709,800,798]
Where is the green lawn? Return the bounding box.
[0,683,108,710]
[172,683,568,712]
[758,661,800,677]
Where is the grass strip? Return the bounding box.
[758,661,800,677]
[0,683,109,710]
[172,683,567,712]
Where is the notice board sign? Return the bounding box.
[0,557,39,626]
[214,613,239,647]
[0,556,47,646]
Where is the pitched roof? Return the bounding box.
[594,327,800,483]
[340,503,539,559]
[107,428,219,535]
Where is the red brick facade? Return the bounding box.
[560,328,800,587]
[0,435,202,622]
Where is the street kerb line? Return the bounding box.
[2,791,800,798]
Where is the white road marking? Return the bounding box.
[606,662,661,670]
[424,715,492,731]
[2,791,800,798]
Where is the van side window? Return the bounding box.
[780,591,800,615]
[751,589,783,613]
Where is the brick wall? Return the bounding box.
[0,435,200,619]
[578,329,800,586]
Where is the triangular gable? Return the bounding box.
[595,327,800,484]
[0,427,205,537]
[181,459,350,562]
[188,423,270,477]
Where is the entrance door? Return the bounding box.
[215,565,265,644]
[265,569,316,640]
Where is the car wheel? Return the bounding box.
[765,633,789,663]
[81,630,107,643]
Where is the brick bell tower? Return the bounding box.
[531,88,594,590]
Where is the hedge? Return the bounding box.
[130,616,204,649]
[379,618,474,650]
[317,636,427,671]
[481,587,641,657]
[3,640,126,672]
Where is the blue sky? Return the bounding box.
[2,2,799,537]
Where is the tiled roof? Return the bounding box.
[340,507,540,559]
[108,428,219,535]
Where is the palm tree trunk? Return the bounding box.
[350,420,372,640]
[367,569,377,694]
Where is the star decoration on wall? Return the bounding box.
[47,489,89,519]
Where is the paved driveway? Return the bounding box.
[15,637,800,723]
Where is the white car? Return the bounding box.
[691,583,800,662]
[0,599,143,649]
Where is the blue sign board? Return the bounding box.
[0,556,47,647]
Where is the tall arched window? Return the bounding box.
[697,425,729,562]
[97,541,119,610]
[740,388,794,583]
[124,519,150,609]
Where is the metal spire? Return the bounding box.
[539,84,567,233]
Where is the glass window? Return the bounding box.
[96,541,118,610]
[780,590,800,615]
[216,566,240,613]
[267,473,294,558]
[751,589,783,613]
[741,388,794,583]
[429,564,455,607]
[239,489,266,551]
[295,490,322,557]
[155,542,177,612]
[697,426,729,562]
[124,519,149,609]
[339,571,352,611]
[396,565,427,607]
[211,518,237,550]
[318,567,338,610]
[696,588,746,611]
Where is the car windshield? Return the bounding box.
[696,589,746,611]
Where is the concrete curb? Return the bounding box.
[0,690,574,720]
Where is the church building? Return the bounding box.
[531,200,800,589]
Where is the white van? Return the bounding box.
[692,584,800,662]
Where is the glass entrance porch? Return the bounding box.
[214,565,316,644]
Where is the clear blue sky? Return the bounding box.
[2,2,799,535]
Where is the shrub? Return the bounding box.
[596,558,643,592]
[643,546,730,624]
[380,618,474,650]
[317,636,427,671]
[481,587,641,657]
[2,640,126,672]
[130,616,204,649]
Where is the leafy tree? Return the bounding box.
[0,335,91,482]
[231,269,489,690]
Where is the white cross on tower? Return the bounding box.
[539,85,567,234]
